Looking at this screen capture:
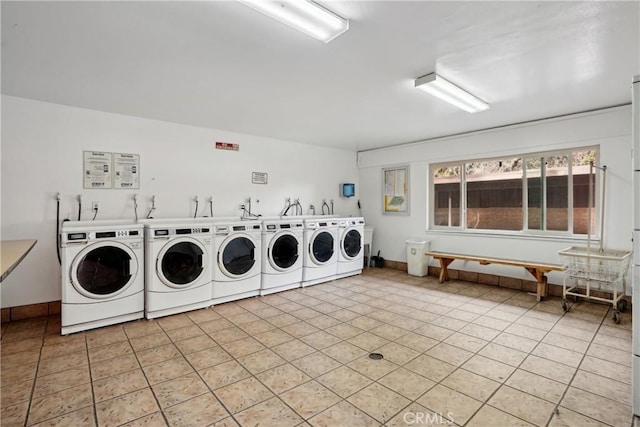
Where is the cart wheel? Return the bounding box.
[612,311,621,324]
[617,299,627,313]
[562,299,569,312]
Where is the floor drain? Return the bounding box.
[368,353,384,360]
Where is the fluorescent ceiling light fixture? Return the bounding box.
[415,73,489,113]
[237,0,349,43]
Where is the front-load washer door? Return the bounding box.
[157,238,206,288]
[71,241,138,299]
[269,232,299,272]
[341,228,362,260]
[309,230,335,265]
[218,234,257,278]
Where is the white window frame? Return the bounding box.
[429,146,600,238]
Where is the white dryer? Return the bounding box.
[261,218,304,295]
[144,220,213,319]
[212,220,262,304]
[61,220,144,335]
[302,218,339,287]
[335,217,365,279]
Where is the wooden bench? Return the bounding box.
[425,251,565,301]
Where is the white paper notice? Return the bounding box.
[252,172,268,184]
[83,151,113,189]
[113,153,140,189]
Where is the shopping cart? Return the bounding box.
[558,246,631,323]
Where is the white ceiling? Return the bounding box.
[2,1,639,152]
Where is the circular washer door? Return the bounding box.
[309,230,335,265]
[157,238,206,288]
[268,232,299,272]
[341,228,362,260]
[218,234,257,278]
[71,241,138,299]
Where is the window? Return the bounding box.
[431,147,598,236]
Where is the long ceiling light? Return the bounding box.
[237,0,349,43]
[415,73,489,113]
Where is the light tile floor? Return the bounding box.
[1,268,637,426]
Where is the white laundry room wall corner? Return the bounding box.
[357,106,633,289]
[0,95,360,308]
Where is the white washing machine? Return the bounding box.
[212,219,262,304]
[335,217,365,279]
[261,218,304,295]
[61,220,144,335]
[302,218,339,287]
[144,220,213,319]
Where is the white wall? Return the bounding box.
[358,106,633,286]
[1,95,360,308]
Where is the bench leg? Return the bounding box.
[438,258,454,284]
[525,267,549,301]
[438,262,446,283]
[536,275,548,302]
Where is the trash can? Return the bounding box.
[406,239,430,277]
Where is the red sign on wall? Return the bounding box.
[215,141,239,151]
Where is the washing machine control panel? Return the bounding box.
[154,227,211,237]
[264,223,302,232]
[176,227,210,235]
[113,230,139,238]
[306,221,338,229]
[230,225,262,231]
[67,229,139,240]
[216,223,262,235]
[215,226,229,235]
[67,232,87,241]
[97,231,117,238]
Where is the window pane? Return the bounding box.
[466,159,523,230]
[545,155,569,231]
[526,157,543,230]
[433,166,460,227]
[572,150,597,235]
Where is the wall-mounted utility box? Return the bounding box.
[341,183,355,198]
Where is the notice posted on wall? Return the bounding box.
[113,153,140,189]
[83,151,113,189]
[252,172,268,184]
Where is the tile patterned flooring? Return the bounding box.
[0,268,636,426]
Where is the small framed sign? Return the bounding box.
[83,151,113,189]
[113,153,140,189]
[252,172,268,184]
[216,141,239,151]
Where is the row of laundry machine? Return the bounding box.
[60,216,365,335]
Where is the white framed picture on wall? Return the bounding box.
[383,165,409,215]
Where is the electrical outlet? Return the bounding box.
[92,202,99,211]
